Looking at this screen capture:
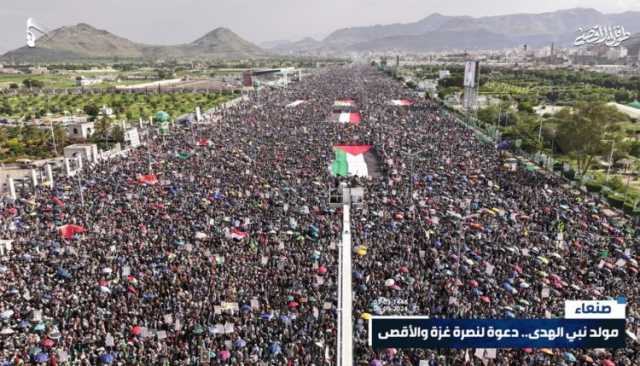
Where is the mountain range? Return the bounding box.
[0,23,268,63]
[4,8,640,62]
[269,8,640,54]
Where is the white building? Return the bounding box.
[29,66,48,75]
[124,128,141,148]
[606,47,628,60]
[64,144,99,163]
[76,76,102,86]
[418,79,438,94]
[66,121,95,140]
[438,70,450,79]
[100,105,114,117]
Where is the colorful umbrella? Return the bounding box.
[33,353,49,363]
[356,246,368,256]
[218,350,231,361]
[41,339,54,348]
[131,325,142,336]
[384,279,395,287]
[234,338,247,348]
[563,352,577,362]
[269,343,282,355]
[99,354,115,364]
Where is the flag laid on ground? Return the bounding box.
[137,174,159,185]
[197,139,212,147]
[225,228,249,240]
[176,151,191,160]
[333,99,355,108]
[332,112,361,125]
[286,100,306,108]
[389,99,414,106]
[331,145,374,177]
[58,224,86,239]
[52,196,65,207]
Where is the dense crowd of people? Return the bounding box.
[0,65,638,365]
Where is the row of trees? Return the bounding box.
[483,102,636,175]
[0,124,67,161]
[470,101,640,210]
[0,117,128,161]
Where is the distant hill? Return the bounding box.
[274,8,640,54]
[350,29,517,53]
[0,23,268,62]
[269,37,322,54]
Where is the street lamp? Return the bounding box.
[50,120,58,155]
[76,157,84,206]
[402,149,430,204]
[604,139,615,182]
[537,117,543,145]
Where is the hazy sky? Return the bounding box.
[2,0,640,53]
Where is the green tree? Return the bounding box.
[22,79,44,88]
[111,125,125,143]
[615,90,631,103]
[555,102,626,176]
[92,117,111,142]
[83,103,100,119]
[0,100,12,116]
[53,124,67,154]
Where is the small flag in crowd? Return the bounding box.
[58,224,86,239]
[225,228,249,240]
[176,151,191,160]
[137,174,159,185]
[52,196,65,207]
[197,139,212,147]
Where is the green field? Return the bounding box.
[0,74,75,89]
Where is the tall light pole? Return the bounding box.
[336,182,354,366]
[605,140,615,181]
[76,157,84,206]
[403,150,429,203]
[537,117,543,145]
[50,120,58,155]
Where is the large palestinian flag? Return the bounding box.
[332,112,361,125]
[331,145,374,177]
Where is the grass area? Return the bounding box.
[0,92,238,121]
[0,74,76,89]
